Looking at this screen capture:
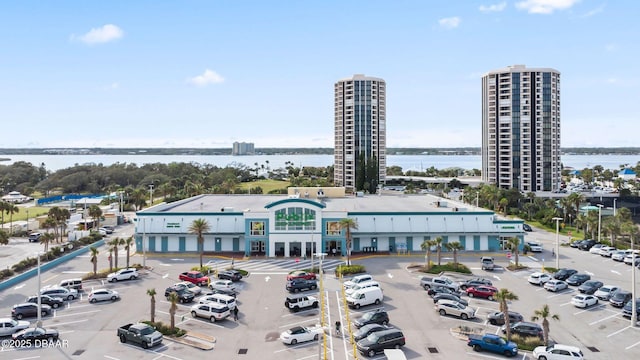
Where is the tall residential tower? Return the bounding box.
[334,74,386,192]
[481,65,561,192]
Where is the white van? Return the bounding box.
[203,293,236,310]
[346,287,383,309]
[344,274,374,289]
[345,280,380,296]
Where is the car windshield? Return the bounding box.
[366,333,380,342]
[139,327,155,335]
[361,312,375,321]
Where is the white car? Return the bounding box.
[209,279,238,293]
[107,268,139,282]
[611,251,627,262]
[175,281,202,295]
[280,325,325,345]
[40,286,78,300]
[623,254,640,265]
[527,242,543,252]
[571,294,598,308]
[598,246,617,257]
[88,289,120,303]
[594,285,620,301]
[528,272,552,286]
[190,303,230,322]
[533,344,584,359]
[0,318,30,336]
[589,244,605,254]
[544,280,568,292]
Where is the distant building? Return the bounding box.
[1,191,32,204]
[334,74,387,192]
[232,142,255,155]
[618,168,636,180]
[481,65,561,193]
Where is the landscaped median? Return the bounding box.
[164,330,216,350]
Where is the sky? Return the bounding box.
[1,0,638,149]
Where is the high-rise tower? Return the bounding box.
[334,74,386,192]
[482,65,561,192]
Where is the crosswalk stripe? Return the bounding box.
[202,259,344,273]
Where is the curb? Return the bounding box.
[163,332,216,350]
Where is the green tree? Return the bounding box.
[5,203,18,235]
[0,229,9,245]
[434,237,444,266]
[506,237,521,267]
[124,236,134,269]
[88,205,103,230]
[420,239,437,270]
[168,291,179,331]
[147,288,157,323]
[90,246,99,275]
[496,288,519,341]
[189,218,211,268]
[40,232,55,254]
[445,241,464,269]
[531,304,560,346]
[339,218,358,266]
[109,237,123,269]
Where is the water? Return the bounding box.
[1,153,639,172]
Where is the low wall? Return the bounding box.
[0,239,106,292]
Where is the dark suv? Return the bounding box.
[165,287,195,303]
[26,295,64,309]
[566,274,591,286]
[459,278,493,290]
[487,311,524,326]
[12,303,53,320]
[610,290,632,307]
[622,299,640,319]
[218,270,243,282]
[356,329,405,357]
[578,239,597,250]
[286,279,318,293]
[553,268,578,281]
[353,309,390,328]
[502,321,543,339]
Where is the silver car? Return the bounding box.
[89,289,120,303]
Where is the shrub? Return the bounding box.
[420,262,472,274]
[335,264,366,276]
[0,268,14,281]
[508,333,544,351]
[141,320,186,337]
[190,266,212,273]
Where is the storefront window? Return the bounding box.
[326,221,341,235]
[250,221,265,236]
[275,207,316,231]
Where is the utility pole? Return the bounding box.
[553,217,562,269]
[149,184,154,207]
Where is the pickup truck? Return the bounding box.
[117,323,163,349]
[467,333,518,357]
[179,271,209,286]
[420,276,459,292]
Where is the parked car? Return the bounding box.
[623,254,640,266]
[523,223,533,232]
[622,299,640,320]
[588,243,606,254]
[528,272,552,286]
[0,318,30,336]
[28,232,42,242]
[468,333,518,357]
[544,280,569,292]
[609,290,632,307]
[11,303,52,320]
[164,287,195,303]
[12,327,59,342]
[353,309,390,328]
[578,239,597,250]
[218,270,243,281]
[566,274,591,286]
[356,328,405,357]
[99,226,113,234]
[102,225,115,233]
[25,295,64,309]
[459,278,493,290]
[594,285,620,301]
[174,281,202,295]
[433,293,468,307]
[577,280,603,294]
[571,294,599,308]
[206,288,237,298]
[284,294,319,312]
[570,240,585,248]
[611,250,627,262]
[59,278,83,291]
[40,286,78,301]
[436,300,476,320]
[179,271,209,286]
[598,246,617,257]
[553,268,578,281]
[280,325,324,345]
[487,311,524,326]
[117,323,163,348]
[107,268,139,282]
[89,289,120,303]
[533,344,584,359]
[344,274,374,289]
[286,270,317,281]
[345,280,381,296]
[427,285,462,297]
[502,322,543,339]
[353,323,389,341]
[526,242,543,252]
[286,279,318,293]
[209,279,238,293]
[198,293,236,310]
[190,302,230,322]
[466,286,498,300]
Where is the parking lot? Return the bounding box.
[0,225,639,359]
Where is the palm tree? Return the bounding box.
[90,246,99,275]
[496,288,519,341]
[531,304,560,346]
[506,237,521,267]
[124,236,134,269]
[420,239,437,270]
[434,237,444,266]
[6,203,18,235]
[445,241,464,269]
[0,201,8,227]
[189,218,211,268]
[89,205,103,230]
[40,232,55,254]
[0,229,9,245]
[108,246,115,272]
[168,291,179,331]
[147,288,157,323]
[109,237,122,269]
[339,218,358,266]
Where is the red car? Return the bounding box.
[466,285,498,300]
[178,271,209,286]
[286,271,317,281]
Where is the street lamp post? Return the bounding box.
[142,217,147,268]
[597,204,604,243]
[614,198,617,216]
[149,184,154,207]
[553,217,562,269]
[315,252,327,359]
[36,252,42,327]
[26,209,29,232]
[631,235,637,327]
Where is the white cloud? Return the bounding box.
[72,24,124,44]
[580,4,605,17]
[187,69,225,86]
[438,17,461,29]
[515,0,581,14]
[479,2,507,13]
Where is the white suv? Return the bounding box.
[190,303,230,322]
[528,272,552,285]
[107,268,139,282]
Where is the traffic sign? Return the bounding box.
[506,252,512,259]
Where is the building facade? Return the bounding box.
[134,190,525,258]
[232,142,255,156]
[481,65,561,192]
[334,74,387,192]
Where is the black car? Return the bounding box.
[286,279,318,293]
[164,287,195,303]
[218,270,243,282]
[356,329,405,357]
[459,278,493,290]
[578,280,604,294]
[523,223,533,232]
[11,303,53,320]
[622,299,640,319]
[353,310,390,328]
[487,311,524,326]
[12,327,59,342]
[427,286,462,297]
[578,239,597,251]
[553,268,578,281]
[353,323,389,341]
[566,273,591,286]
[569,240,584,248]
[502,321,543,339]
[432,293,468,307]
[610,290,632,307]
[25,295,64,309]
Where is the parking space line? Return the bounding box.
[626,339,640,350]
[607,325,632,338]
[334,291,349,360]
[54,309,101,318]
[273,341,318,354]
[590,312,622,325]
[104,356,120,360]
[48,319,89,327]
[43,275,59,283]
[573,304,606,315]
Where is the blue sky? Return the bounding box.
[1,1,637,148]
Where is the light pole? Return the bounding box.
[119,191,124,214]
[631,234,637,327]
[149,184,154,206]
[597,204,604,243]
[315,252,327,359]
[142,217,147,268]
[614,198,617,216]
[26,209,29,232]
[36,251,43,327]
[553,217,562,269]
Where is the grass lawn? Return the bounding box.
[11,206,50,221]
[236,179,290,194]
